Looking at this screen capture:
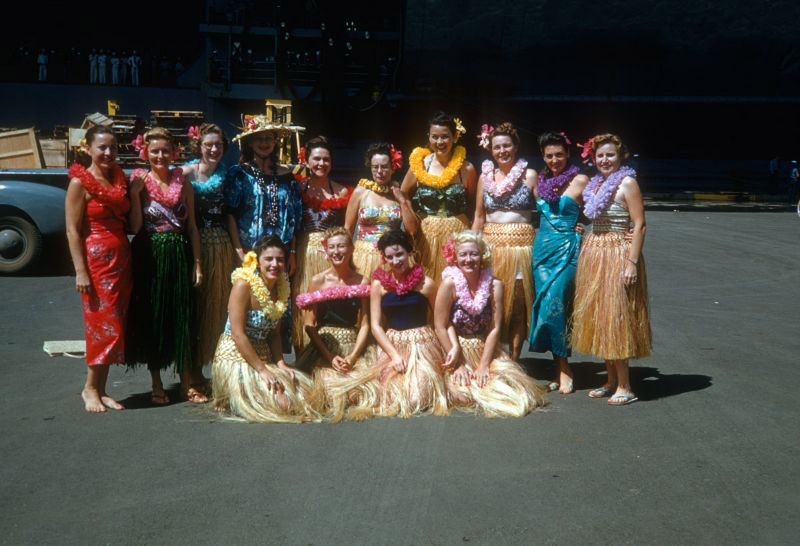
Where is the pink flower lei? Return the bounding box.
[582,166,636,219]
[132,167,184,207]
[372,264,424,295]
[295,284,371,309]
[442,266,493,316]
[481,158,528,198]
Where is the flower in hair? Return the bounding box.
[578,138,595,164]
[559,131,572,145]
[453,117,467,141]
[79,137,88,149]
[131,134,147,161]
[297,146,307,165]
[441,235,457,265]
[187,125,201,143]
[478,124,494,150]
[389,145,403,171]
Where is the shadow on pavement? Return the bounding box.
[118,385,184,410]
[522,358,712,401]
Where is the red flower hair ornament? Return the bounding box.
[389,145,403,171]
[187,125,201,143]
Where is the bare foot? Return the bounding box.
[100,395,125,410]
[558,370,574,394]
[82,388,107,413]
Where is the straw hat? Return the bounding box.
[231,115,305,144]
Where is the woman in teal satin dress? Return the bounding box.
[529,132,588,394]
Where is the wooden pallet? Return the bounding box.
[0,128,44,169]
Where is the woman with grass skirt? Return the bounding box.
[570,134,652,406]
[211,236,320,423]
[293,227,377,422]
[369,229,448,418]
[529,132,588,395]
[292,136,353,349]
[401,111,477,280]
[344,142,416,277]
[434,230,545,417]
[182,123,235,381]
[127,127,203,405]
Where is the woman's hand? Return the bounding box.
[391,187,406,203]
[472,365,491,388]
[574,224,585,235]
[129,177,144,196]
[444,345,461,370]
[75,271,91,294]
[331,355,351,373]
[234,247,246,264]
[391,354,406,374]
[623,261,638,285]
[277,360,296,382]
[453,364,471,387]
[258,368,284,394]
[193,262,203,288]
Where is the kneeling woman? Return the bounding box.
[294,227,377,422]
[369,230,448,418]
[211,236,319,423]
[434,231,545,417]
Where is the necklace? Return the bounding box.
[68,163,128,206]
[358,178,391,194]
[134,167,183,207]
[538,165,580,204]
[295,283,371,309]
[582,166,636,219]
[302,184,353,211]
[442,266,492,316]
[246,163,280,226]
[482,158,527,198]
[372,264,424,295]
[187,159,226,195]
[409,146,467,189]
[231,251,290,321]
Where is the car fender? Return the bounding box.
[0,181,66,236]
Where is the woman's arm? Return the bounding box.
[369,279,405,372]
[270,320,291,372]
[462,161,479,223]
[226,214,245,263]
[433,278,462,370]
[393,186,419,237]
[471,175,486,232]
[621,176,646,286]
[474,279,504,387]
[343,186,365,236]
[65,179,89,294]
[224,168,245,262]
[303,275,341,368]
[183,180,203,287]
[400,167,417,201]
[127,175,144,235]
[348,293,371,364]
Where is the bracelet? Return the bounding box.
[626,257,638,265]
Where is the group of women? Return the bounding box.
[65,111,651,420]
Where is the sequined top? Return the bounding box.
[382,291,429,331]
[225,165,302,247]
[142,199,187,233]
[412,155,468,217]
[590,201,631,233]
[183,160,227,230]
[354,204,401,242]
[223,309,278,341]
[483,180,535,213]
[451,298,493,337]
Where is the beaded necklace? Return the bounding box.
[245,162,280,226]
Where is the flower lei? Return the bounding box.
[185,159,227,195]
[358,178,391,194]
[538,165,580,204]
[68,164,128,206]
[372,264,424,295]
[582,166,636,219]
[295,284,371,309]
[409,145,467,190]
[231,251,290,321]
[442,266,493,317]
[481,158,528,198]
[132,167,184,207]
[301,184,353,211]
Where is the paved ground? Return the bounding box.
[1,211,799,545]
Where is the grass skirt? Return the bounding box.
[293,326,380,422]
[482,222,535,336]
[352,240,384,279]
[570,232,652,360]
[446,337,546,417]
[126,231,194,373]
[211,334,321,423]
[195,226,234,367]
[418,215,468,280]
[291,231,327,348]
[374,326,449,418]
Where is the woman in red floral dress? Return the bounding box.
[65,125,132,413]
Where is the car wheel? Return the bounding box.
[0,216,43,274]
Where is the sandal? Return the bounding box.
[608,393,638,406]
[547,382,559,392]
[589,385,614,398]
[184,387,209,404]
[151,391,170,406]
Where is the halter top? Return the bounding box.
[412,155,468,217]
[223,309,279,341]
[381,291,429,331]
[591,201,631,233]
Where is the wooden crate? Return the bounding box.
[0,128,44,169]
[39,138,67,168]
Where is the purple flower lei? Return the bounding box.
[582,166,637,219]
[538,165,580,204]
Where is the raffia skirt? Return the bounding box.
[482,222,535,336]
[445,337,546,417]
[570,231,652,360]
[352,239,384,279]
[211,334,321,423]
[195,226,235,367]
[417,215,469,280]
[291,231,327,348]
[293,326,380,422]
[373,326,449,418]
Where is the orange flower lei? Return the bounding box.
[409,145,467,189]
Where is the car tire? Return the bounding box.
[0,216,43,274]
